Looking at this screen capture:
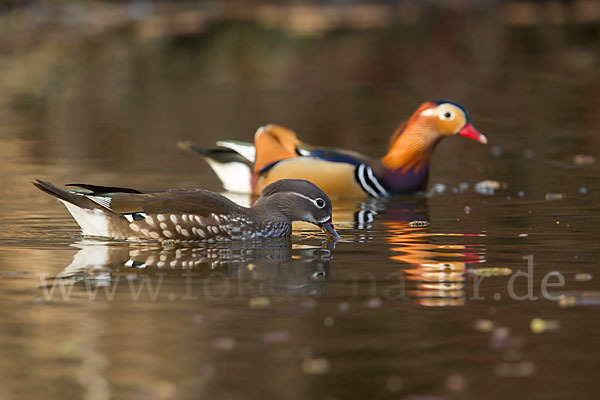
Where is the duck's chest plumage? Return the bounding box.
[380,164,430,195]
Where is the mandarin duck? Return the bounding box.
[181,101,487,198]
[33,178,339,242]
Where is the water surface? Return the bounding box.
[1,14,600,400]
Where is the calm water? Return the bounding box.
[1,14,600,400]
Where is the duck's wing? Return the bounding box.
[66,183,144,194]
[254,124,373,173]
[94,189,245,217]
[294,146,372,168]
[34,179,249,240]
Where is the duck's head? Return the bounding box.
[417,100,487,143]
[384,101,487,171]
[258,179,339,239]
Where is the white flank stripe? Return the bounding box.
[366,166,388,197]
[357,164,380,198]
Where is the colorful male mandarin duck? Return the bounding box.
[180,101,487,198]
[33,178,339,241]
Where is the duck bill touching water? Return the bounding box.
[33,178,339,242]
[181,100,487,199]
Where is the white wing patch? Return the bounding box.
[123,212,147,222]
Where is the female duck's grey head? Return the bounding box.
[259,179,339,239]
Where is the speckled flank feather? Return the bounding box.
[126,212,291,242]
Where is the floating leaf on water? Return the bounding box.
[573,154,596,165]
[490,326,513,349]
[475,180,501,195]
[300,298,317,309]
[574,273,593,282]
[446,374,467,392]
[323,316,334,327]
[545,193,565,201]
[59,340,80,357]
[495,360,536,377]
[473,319,494,332]
[213,337,235,350]
[491,146,503,157]
[386,376,404,392]
[365,297,383,308]
[153,381,176,399]
[302,357,330,374]
[262,331,291,344]
[470,268,512,277]
[249,297,271,309]
[530,318,561,334]
[408,220,430,227]
[503,348,524,361]
[431,183,446,194]
[557,291,600,308]
[299,347,313,360]
[192,314,204,323]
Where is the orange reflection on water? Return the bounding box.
[385,221,486,307]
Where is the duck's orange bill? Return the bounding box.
[319,220,340,240]
[459,123,487,144]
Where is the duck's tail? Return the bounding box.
[178,140,254,194]
[32,179,125,237]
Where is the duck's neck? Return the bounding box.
[379,121,441,193]
[250,195,293,236]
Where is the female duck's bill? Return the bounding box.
[319,217,339,240]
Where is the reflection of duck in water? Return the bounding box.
[53,238,332,297]
[339,195,485,306]
[387,223,485,307]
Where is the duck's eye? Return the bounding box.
[315,198,326,208]
[441,111,454,120]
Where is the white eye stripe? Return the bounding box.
[420,108,437,117]
[420,107,455,120]
[291,192,327,208]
